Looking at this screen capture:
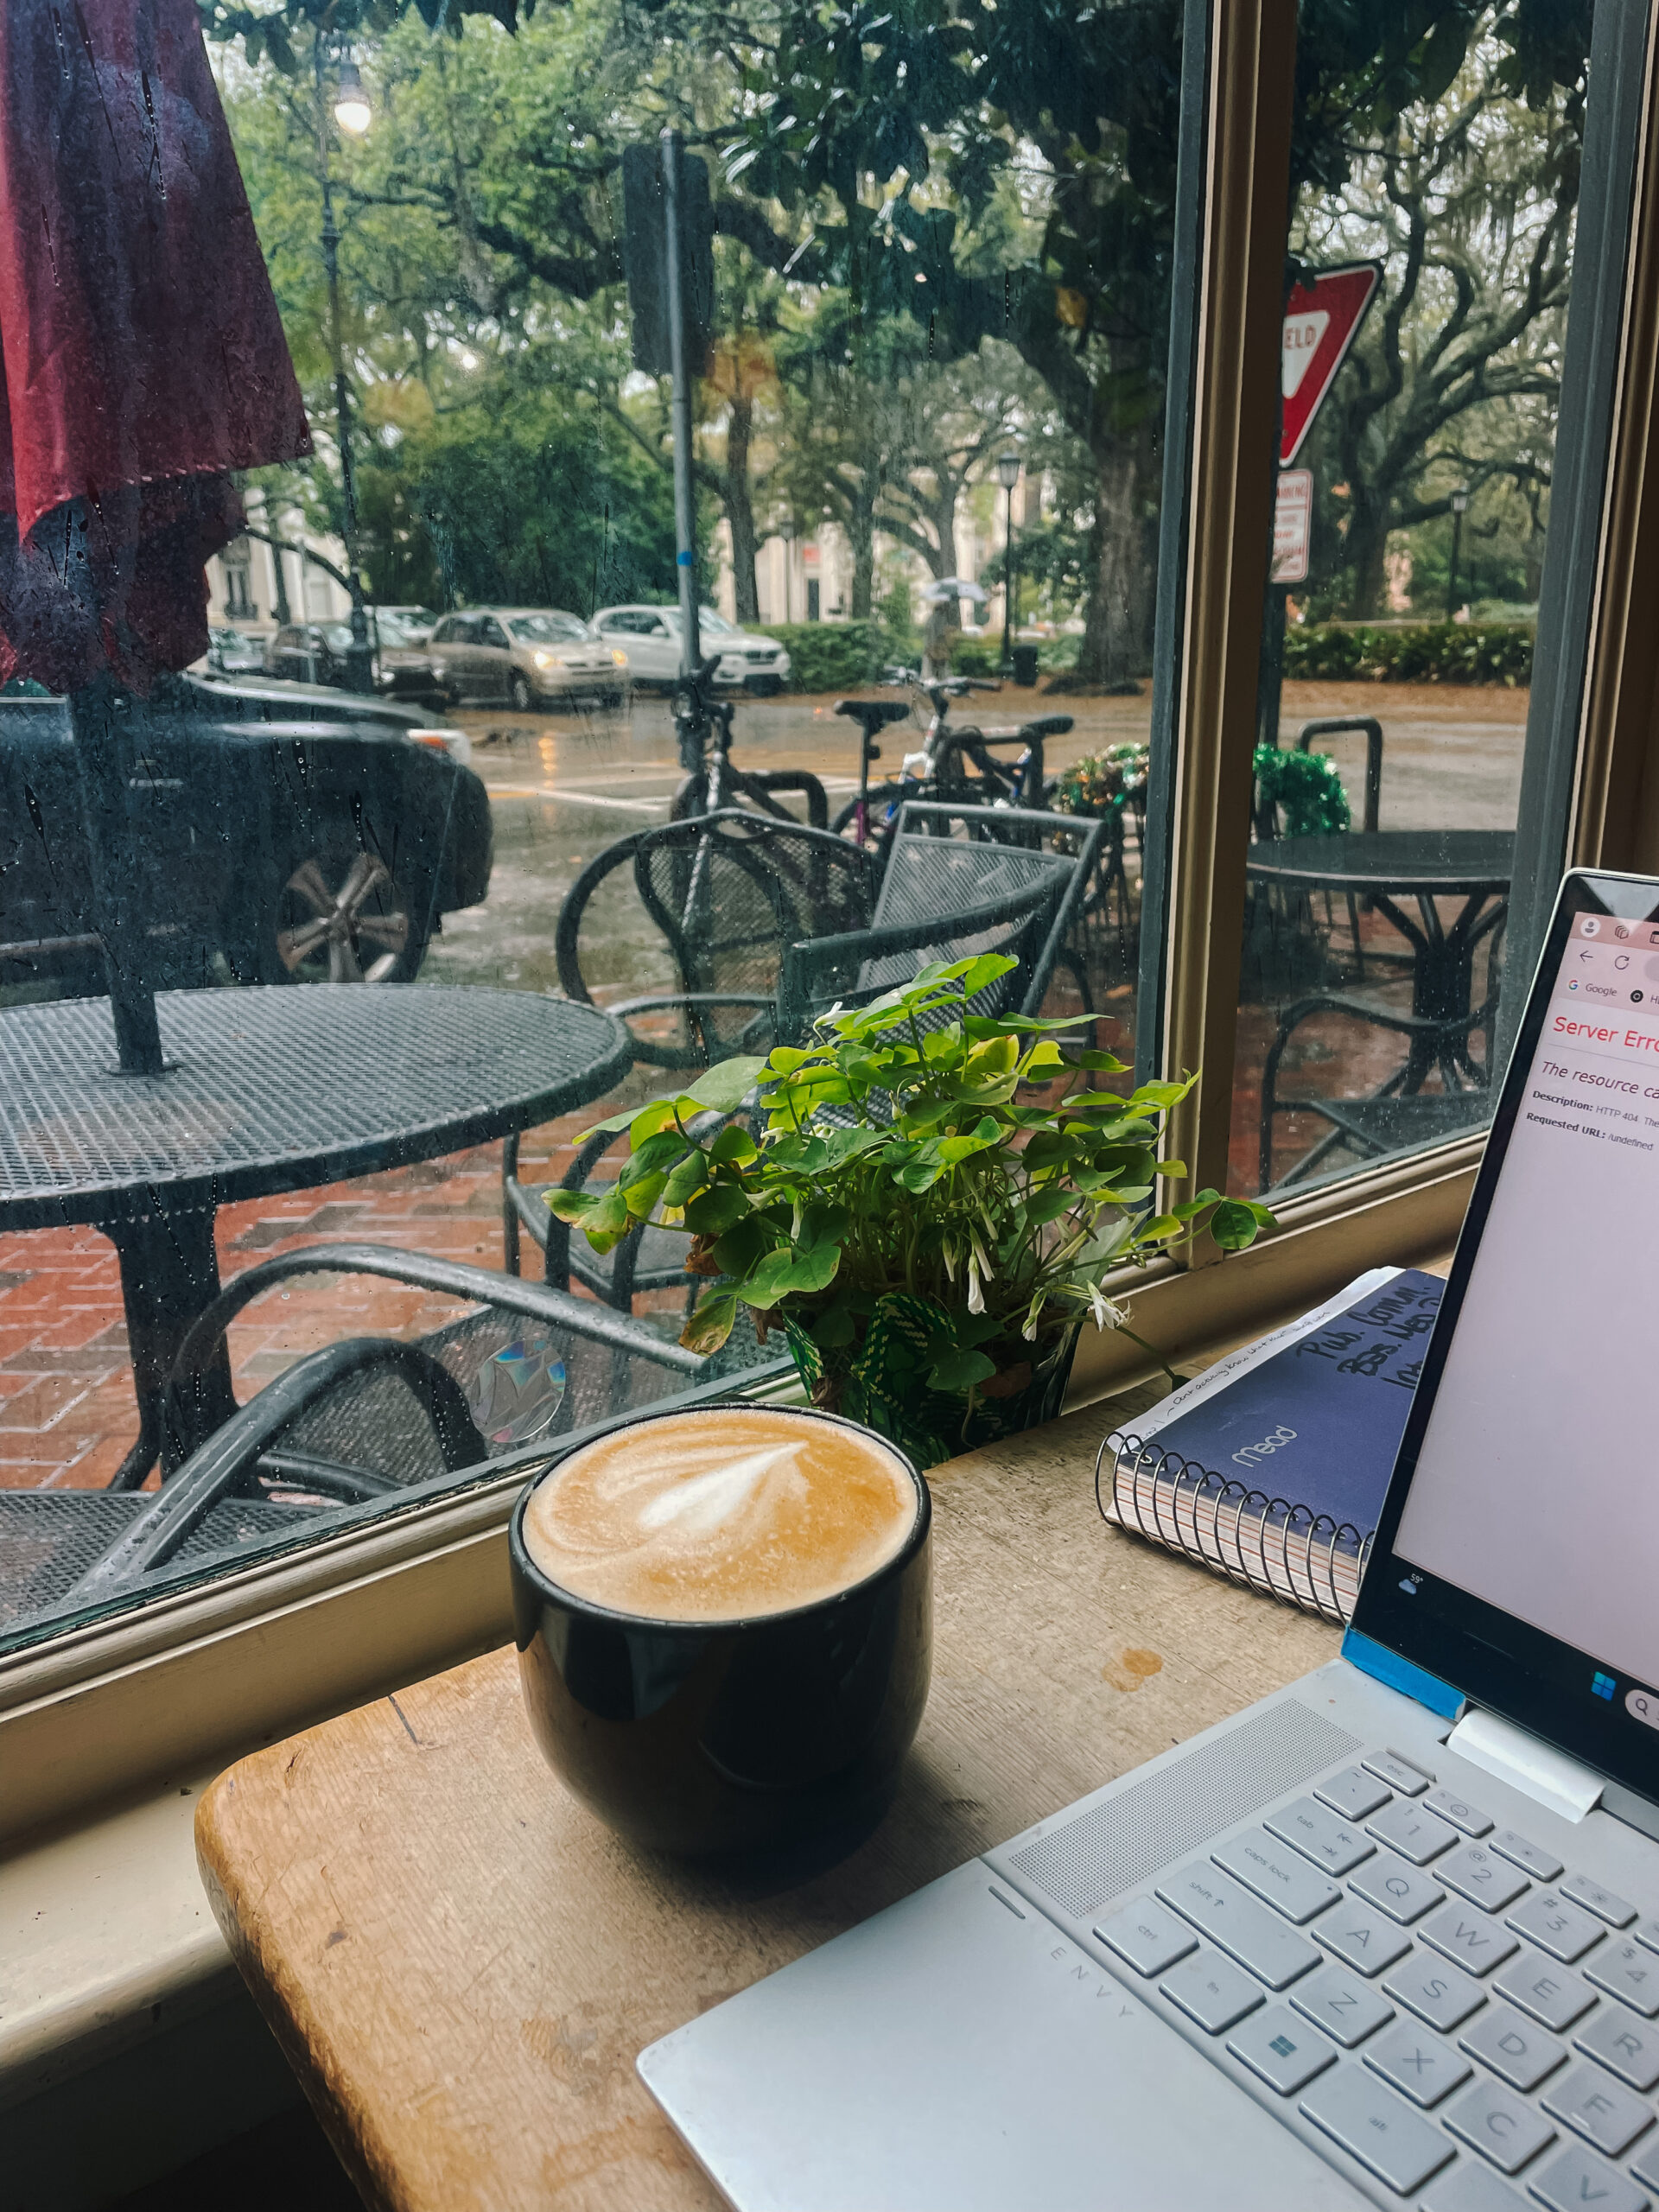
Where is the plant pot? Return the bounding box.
[784,1295,1082,1471]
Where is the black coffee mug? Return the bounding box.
[509,1405,932,1857]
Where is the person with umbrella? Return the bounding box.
[920,577,988,679]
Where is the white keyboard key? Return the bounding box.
[1266,1796,1375,1877]
[1561,1873,1638,1929]
[1421,1901,1521,1977]
[1367,1796,1459,1866]
[1541,2060,1656,2158]
[1363,1751,1431,1796]
[1159,1947,1264,2033]
[1421,2163,1531,2212]
[1317,1765,1394,1821]
[1154,1864,1319,1991]
[1351,1851,1446,1925]
[1094,1897,1198,1979]
[1491,1829,1563,1884]
[1427,1786,1495,1837]
[1576,2006,1659,2092]
[1225,2004,1338,2094]
[1291,1963,1394,2049]
[1631,2134,1659,2194]
[1506,1890,1607,1964]
[1315,1896,1414,1977]
[1299,2065,1456,2194]
[1585,1940,1659,2018]
[1636,1918,1659,1957]
[1213,1829,1341,1924]
[1442,2077,1556,2172]
[1529,2144,1649,2212]
[1363,2018,1471,2107]
[1438,1843,1531,1914]
[1491,1954,1596,2033]
[1460,2002,1567,2093]
[1382,1952,1488,2032]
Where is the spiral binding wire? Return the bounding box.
[1094,1429,1366,1625]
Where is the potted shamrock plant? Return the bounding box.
[550,955,1274,1470]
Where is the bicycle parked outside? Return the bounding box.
[830,671,1074,849]
[666,654,829,829]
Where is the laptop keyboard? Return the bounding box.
[1094,1747,1659,2210]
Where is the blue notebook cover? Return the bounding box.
[1137,1269,1442,1532]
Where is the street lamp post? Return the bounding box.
[1447,481,1471,623]
[995,452,1021,673]
[315,42,374,695]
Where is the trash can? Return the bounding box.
[1011,644,1040,688]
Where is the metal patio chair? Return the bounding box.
[502,810,878,1307]
[777,801,1105,1039]
[0,1244,780,1637]
[1257,928,1503,1193]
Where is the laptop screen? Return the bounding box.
[1352,871,1659,1808]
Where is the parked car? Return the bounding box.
[374,604,440,647]
[426,608,629,711]
[371,609,451,706]
[0,673,491,994]
[261,616,448,708]
[590,604,791,695]
[204,625,269,677]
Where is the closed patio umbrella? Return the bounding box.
[0,0,311,1071]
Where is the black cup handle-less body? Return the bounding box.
[510,1408,932,1858]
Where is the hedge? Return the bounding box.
[1283,621,1533,686]
[757,620,913,692]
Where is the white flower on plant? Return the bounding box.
[1088,1282,1127,1332]
[967,1254,985,1315]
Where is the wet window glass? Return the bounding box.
[1233,6,1591,1200]
[0,0,1197,1654]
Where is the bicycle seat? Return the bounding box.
[1020,714,1074,739]
[835,698,912,729]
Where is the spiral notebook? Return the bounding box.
[1097,1266,1442,1623]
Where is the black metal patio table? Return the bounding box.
[0,988,630,1489]
[1246,829,1515,1078]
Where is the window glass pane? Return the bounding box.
[1232,8,1593,1201]
[0,0,1198,1653]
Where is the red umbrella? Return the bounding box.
[0,0,312,1065]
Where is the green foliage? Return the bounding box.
[1052,746,1148,822]
[1283,622,1534,686]
[757,622,910,693]
[550,957,1273,1463]
[198,2,538,73]
[357,387,677,613]
[948,635,1003,677]
[1252,747,1352,837]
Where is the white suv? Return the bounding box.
[591,605,791,696]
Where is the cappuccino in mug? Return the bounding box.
[521,1405,919,1624]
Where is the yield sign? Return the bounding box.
[1281,262,1381,467]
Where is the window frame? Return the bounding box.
[7,0,1659,1843]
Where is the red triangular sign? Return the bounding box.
[1281,263,1381,467]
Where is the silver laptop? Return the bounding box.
[639,866,1659,2212]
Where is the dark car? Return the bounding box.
[261,614,448,707]
[1,674,492,994]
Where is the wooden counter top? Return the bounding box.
[196,1397,1340,2211]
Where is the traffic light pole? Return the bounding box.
[662,130,702,686]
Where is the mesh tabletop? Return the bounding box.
[0,988,629,1230]
[1245,830,1515,895]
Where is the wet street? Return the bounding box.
[422,677,1532,997]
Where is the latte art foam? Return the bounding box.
[520,1408,918,1623]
